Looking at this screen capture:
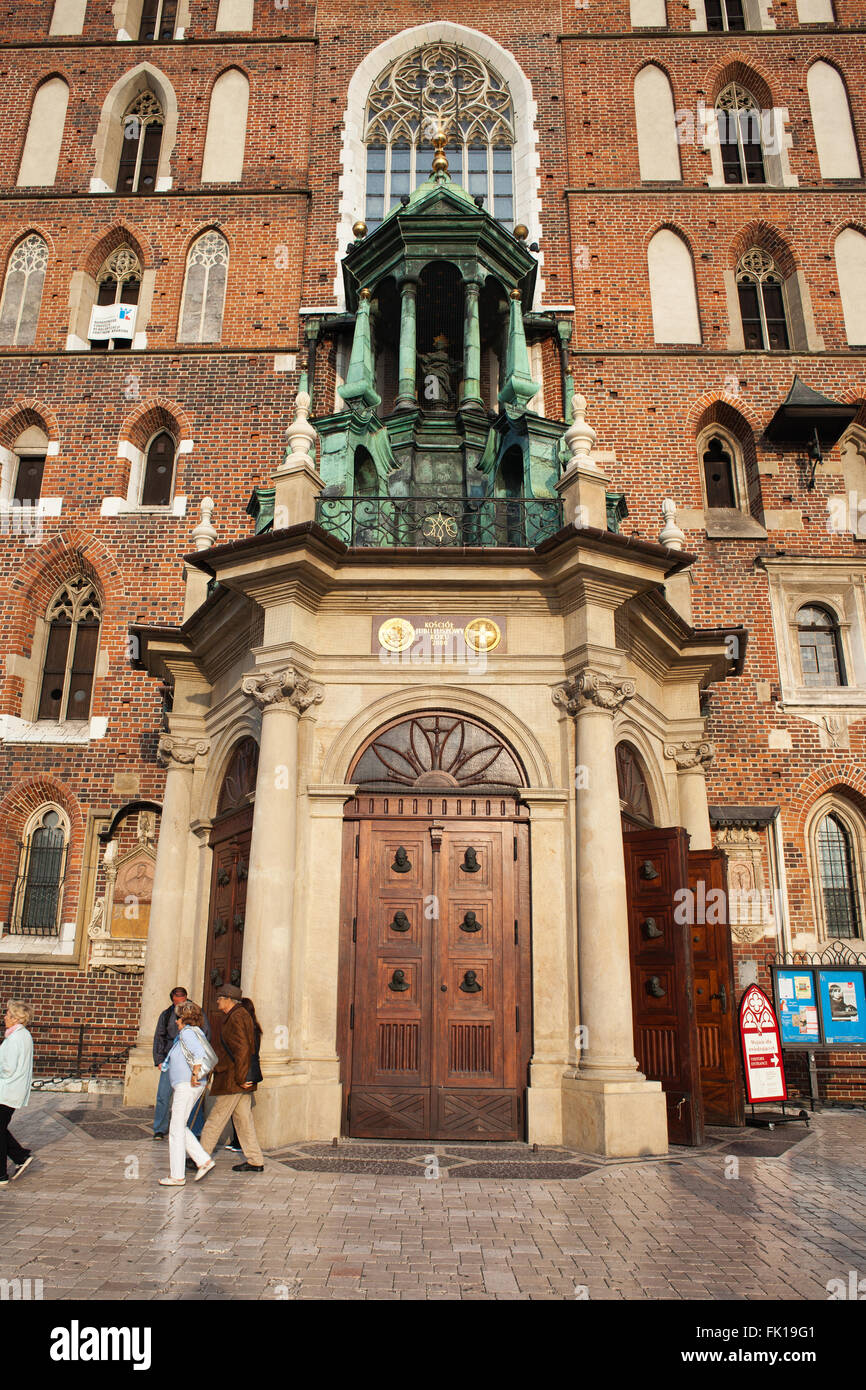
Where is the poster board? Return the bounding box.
[771,963,866,1050]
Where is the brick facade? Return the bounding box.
[0,0,864,1097]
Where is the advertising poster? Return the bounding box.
[818,970,866,1046]
[775,968,821,1046]
[739,983,787,1103]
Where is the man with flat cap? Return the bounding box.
[197,984,264,1174]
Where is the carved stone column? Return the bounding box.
[395,277,418,410]
[665,740,714,852]
[460,278,483,410]
[238,667,323,1144]
[123,733,208,1105]
[553,672,668,1156]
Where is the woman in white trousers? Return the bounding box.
[159,1001,215,1186]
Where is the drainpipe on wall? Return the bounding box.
[767,809,791,959]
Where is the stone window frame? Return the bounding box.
[101,420,191,518]
[90,64,178,195]
[8,802,71,938]
[805,793,866,943]
[704,84,796,190]
[765,558,866,714]
[67,240,156,352]
[725,244,822,353]
[695,422,767,539]
[335,23,544,309]
[112,0,190,40]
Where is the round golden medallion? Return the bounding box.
[378,617,416,652]
[463,618,501,653]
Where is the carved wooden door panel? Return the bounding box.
[204,814,251,1045]
[341,797,530,1141]
[348,819,434,1138]
[623,826,704,1146]
[688,848,745,1126]
[433,823,523,1139]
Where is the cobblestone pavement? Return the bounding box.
[1,1094,864,1300]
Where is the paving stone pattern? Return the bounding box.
[0,1095,863,1301]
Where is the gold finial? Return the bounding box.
[514,224,529,242]
[359,287,372,300]
[352,219,368,239]
[432,130,449,177]
[510,288,522,301]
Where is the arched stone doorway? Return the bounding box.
[337,712,532,1140]
[203,735,258,1040]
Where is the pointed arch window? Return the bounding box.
[91,246,141,352]
[702,434,737,508]
[140,429,176,506]
[736,248,789,350]
[11,806,70,936]
[817,813,862,939]
[117,90,164,194]
[0,234,48,346]
[797,604,845,688]
[37,578,102,722]
[363,44,515,231]
[716,84,766,185]
[178,231,228,343]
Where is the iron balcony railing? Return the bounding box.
[315,495,564,549]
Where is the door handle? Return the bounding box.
[710,985,728,1014]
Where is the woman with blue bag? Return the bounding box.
[158,1000,219,1187]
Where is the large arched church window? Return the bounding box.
[37,577,102,722]
[363,44,515,232]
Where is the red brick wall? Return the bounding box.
[0,2,864,1090]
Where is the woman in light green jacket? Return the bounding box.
[0,1000,35,1186]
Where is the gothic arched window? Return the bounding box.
[363,44,515,232]
[91,245,141,352]
[716,84,766,185]
[178,231,229,343]
[11,805,70,935]
[37,577,102,722]
[816,812,862,939]
[736,248,789,350]
[117,90,164,194]
[0,234,48,346]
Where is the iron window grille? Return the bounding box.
[10,809,68,936]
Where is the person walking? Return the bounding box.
[198,984,264,1173]
[0,1000,35,1188]
[158,1000,217,1187]
[152,987,210,1141]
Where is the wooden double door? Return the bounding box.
[624,826,744,1145]
[203,805,251,1044]
[339,796,532,1141]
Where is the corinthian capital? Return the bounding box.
[158,733,210,768]
[664,740,715,773]
[552,671,636,717]
[242,666,325,713]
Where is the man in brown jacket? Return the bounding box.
[198,984,264,1172]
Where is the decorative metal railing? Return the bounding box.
[315,495,564,549]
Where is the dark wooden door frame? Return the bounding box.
[337,793,532,1141]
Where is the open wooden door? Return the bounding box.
[623,826,704,1146]
[688,848,745,1126]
